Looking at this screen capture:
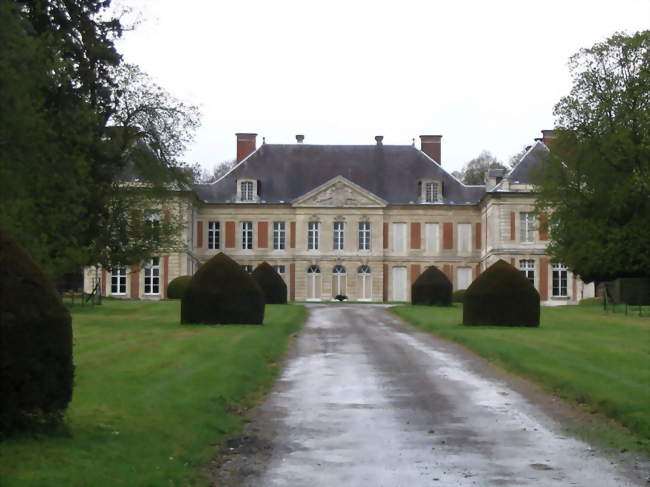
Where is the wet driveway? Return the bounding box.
[212,305,647,486]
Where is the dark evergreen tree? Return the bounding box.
[463,260,540,327]
[181,253,265,324]
[167,275,192,299]
[252,262,288,304]
[0,228,73,435]
[411,266,453,306]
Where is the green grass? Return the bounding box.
[0,300,306,487]
[391,303,650,453]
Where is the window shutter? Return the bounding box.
[196,221,203,248]
[410,222,421,250]
[475,222,482,250]
[442,222,453,249]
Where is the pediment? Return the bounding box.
[292,176,387,208]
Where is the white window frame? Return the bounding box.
[308,221,320,250]
[273,221,285,250]
[333,221,345,250]
[392,222,407,252]
[457,223,472,253]
[111,267,127,295]
[552,263,568,297]
[358,221,371,250]
[240,181,254,201]
[519,259,535,285]
[273,265,286,276]
[144,257,160,295]
[241,221,253,250]
[425,223,439,254]
[357,265,372,301]
[208,221,220,250]
[241,264,253,273]
[307,265,321,301]
[332,265,346,296]
[425,182,439,203]
[520,212,535,243]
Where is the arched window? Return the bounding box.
[307,265,321,300]
[357,265,372,301]
[332,265,346,298]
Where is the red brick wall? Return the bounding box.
[475,222,482,250]
[510,212,516,240]
[410,222,421,250]
[383,223,389,249]
[257,221,268,248]
[236,133,256,162]
[130,265,140,299]
[539,212,549,241]
[290,222,296,249]
[225,221,235,248]
[410,264,421,284]
[290,263,296,301]
[539,258,549,300]
[442,222,453,249]
[443,264,453,283]
[102,268,107,296]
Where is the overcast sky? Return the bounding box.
[116,0,649,174]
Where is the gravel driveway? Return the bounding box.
[211,305,648,486]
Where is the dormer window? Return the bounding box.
[241,181,253,201]
[236,179,260,202]
[419,179,441,203]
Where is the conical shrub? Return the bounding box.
[411,266,453,306]
[463,259,540,326]
[181,253,264,324]
[0,228,73,434]
[252,262,287,304]
[167,275,192,299]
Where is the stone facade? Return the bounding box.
[86,131,594,304]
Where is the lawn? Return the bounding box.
[391,302,650,452]
[0,300,306,487]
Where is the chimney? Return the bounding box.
[296,134,304,143]
[236,133,257,162]
[419,135,442,164]
[375,135,384,145]
[541,129,556,148]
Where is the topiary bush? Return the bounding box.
[167,275,192,299]
[181,253,264,324]
[452,289,466,303]
[612,277,650,306]
[411,266,453,306]
[463,259,540,327]
[0,228,74,435]
[251,262,287,304]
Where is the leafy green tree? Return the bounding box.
[534,30,650,282]
[0,3,200,277]
[453,151,506,185]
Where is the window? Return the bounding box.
[425,182,438,203]
[332,265,346,296]
[457,223,471,253]
[552,263,568,297]
[425,223,439,253]
[392,223,406,252]
[111,267,127,295]
[144,258,160,295]
[208,221,220,249]
[519,259,535,285]
[240,181,254,201]
[308,221,320,250]
[144,210,161,240]
[273,265,285,275]
[457,267,472,290]
[333,221,345,250]
[307,265,322,300]
[357,265,372,301]
[520,212,535,242]
[273,222,285,250]
[358,221,370,250]
[241,221,253,249]
[241,265,253,273]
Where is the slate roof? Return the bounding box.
[504,141,549,186]
[193,144,486,205]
